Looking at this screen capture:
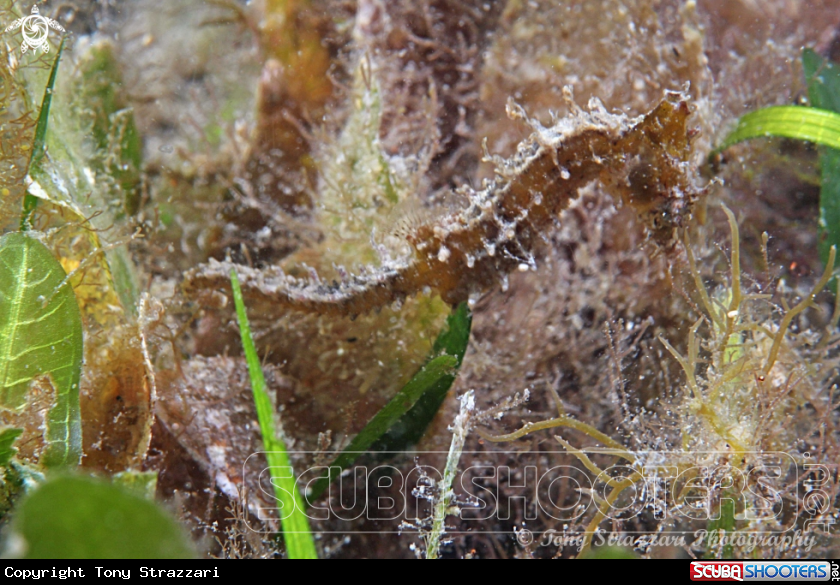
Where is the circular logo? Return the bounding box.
[4,6,64,54]
[21,11,49,51]
[516,528,534,546]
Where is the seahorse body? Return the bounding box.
[186,90,698,317]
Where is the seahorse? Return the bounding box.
[185,88,700,317]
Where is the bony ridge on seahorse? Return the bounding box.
[185,87,702,317]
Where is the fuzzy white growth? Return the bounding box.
[137,294,161,464]
[426,390,475,560]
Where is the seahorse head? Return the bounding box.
[607,96,699,248]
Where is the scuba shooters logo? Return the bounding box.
[691,561,838,582]
[4,5,64,54]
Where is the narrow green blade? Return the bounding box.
[230,269,317,559]
[307,303,472,503]
[715,48,840,272]
[705,498,736,559]
[21,38,64,230]
[803,49,840,113]
[717,106,840,152]
[803,49,840,267]
[371,302,472,451]
[306,354,457,502]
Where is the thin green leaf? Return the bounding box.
[230,269,317,560]
[306,354,458,502]
[803,49,840,268]
[433,302,472,364]
[803,48,840,113]
[371,301,472,451]
[705,497,736,559]
[0,428,23,467]
[21,38,64,231]
[306,303,471,503]
[4,475,194,559]
[717,106,840,153]
[817,148,840,268]
[715,48,840,273]
[0,233,83,467]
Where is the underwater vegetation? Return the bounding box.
[1,0,840,559]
